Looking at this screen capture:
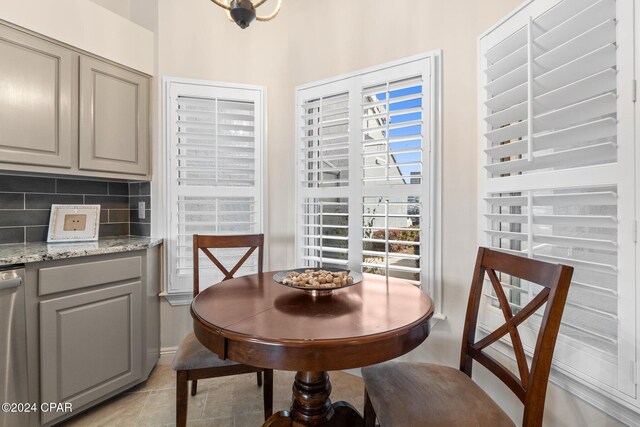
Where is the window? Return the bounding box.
[296,52,442,304]
[164,78,265,298]
[479,0,638,421]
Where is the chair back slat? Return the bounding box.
[192,234,264,297]
[467,347,526,401]
[481,249,561,289]
[473,289,549,352]
[459,247,573,427]
[227,246,258,278]
[485,267,530,389]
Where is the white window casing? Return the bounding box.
[164,78,265,301]
[295,52,442,313]
[479,0,639,422]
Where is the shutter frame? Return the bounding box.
[296,52,441,304]
[165,79,265,294]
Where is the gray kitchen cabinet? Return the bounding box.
[79,56,149,176]
[22,249,160,426]
[144,244,161,378]
[0,24,74,169]
[39,282,142,425]
[0,21,150,180]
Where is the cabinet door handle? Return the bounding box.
[0,277,22,290]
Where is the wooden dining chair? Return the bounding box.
[172,234,273,427]
[362,247,573,427]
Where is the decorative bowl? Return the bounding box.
[273,267,363,296]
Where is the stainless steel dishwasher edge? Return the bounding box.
[0,266,28,427]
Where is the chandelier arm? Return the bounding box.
[253,0,269,7]
[255,0,282,21]
[210,0,232,11]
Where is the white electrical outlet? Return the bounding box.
[138,201,146,219]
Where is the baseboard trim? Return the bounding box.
[160,346,178,356]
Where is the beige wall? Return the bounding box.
[154,0,622,425]
[89,0,158,33]
[89,0,131,20]
[0,0,153,73]
[154,0,512,348]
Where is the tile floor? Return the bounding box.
[60,355,365,426]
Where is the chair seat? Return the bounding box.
[172,332,240,371]
[362,362,515,427]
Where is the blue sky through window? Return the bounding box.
[372,84,423,182]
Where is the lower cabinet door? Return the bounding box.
[39,282,142,424]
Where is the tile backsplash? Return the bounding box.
[129,181,151,238]
[0,174,151,244]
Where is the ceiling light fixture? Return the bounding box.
[210,0,282,29]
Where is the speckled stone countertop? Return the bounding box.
[0,236,163,266]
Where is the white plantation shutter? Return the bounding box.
[362,75,424,185]
[175,97,256,186]
[301,93,350,188]
[175,196,259,282]
[484,187,618,354]
[480,0,638,416]
[296,54,440,297]
[298,80,352,268]
[300,198,349,268]
[359,62,430,285]
[484,0,617,177]
[166,81,264,293]
[361,196,423,284]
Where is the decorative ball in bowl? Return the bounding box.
[273,267,363,296]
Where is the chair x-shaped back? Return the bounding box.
[460,248,573,426]
[192,234,264,297]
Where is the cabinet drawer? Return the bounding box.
[39,256,141,296]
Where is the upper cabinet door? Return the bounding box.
[0,25,73,168]
[79,56,149,176]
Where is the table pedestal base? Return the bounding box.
[263,371,364,427]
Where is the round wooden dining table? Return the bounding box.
[191,271,434,426]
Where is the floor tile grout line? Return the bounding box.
[199,388,210,421]
[137,389,153,416]
[197,390,209,420]
[133,390,152,426]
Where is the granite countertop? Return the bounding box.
[0,236,163,266]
